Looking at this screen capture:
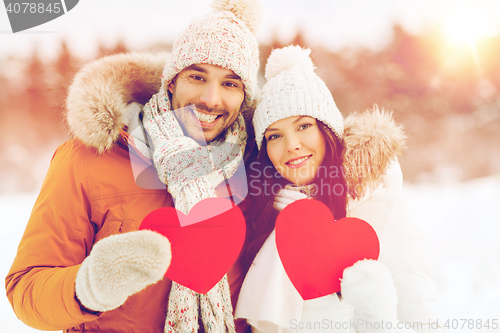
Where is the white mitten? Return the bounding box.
[341,259,408,333]
[75,230,171,312]
[273,187,308,211]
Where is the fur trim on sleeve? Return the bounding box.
[343,106,407,199]
[66,52,170,154]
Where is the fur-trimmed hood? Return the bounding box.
[343,106,407,199]
[66,52,170,154]
[65,53,406,197]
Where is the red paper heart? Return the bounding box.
[275,199,379,300]
[139,198,245,294]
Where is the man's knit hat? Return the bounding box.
[163,0,262,107]
[253,45,344,149]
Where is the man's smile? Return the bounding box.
[192,109,222,126]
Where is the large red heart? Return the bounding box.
[139,198,245,294]
[275,199,379,300]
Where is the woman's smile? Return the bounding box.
[285,154,313,168]
[265,116,326,185]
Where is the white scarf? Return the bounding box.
[143,81,247,332]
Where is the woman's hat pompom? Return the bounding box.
[264,45,315,81]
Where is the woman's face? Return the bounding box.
[265,116,326,185]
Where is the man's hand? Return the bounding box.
[75,230,171,312]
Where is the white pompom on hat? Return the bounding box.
[253,45,344,149]
[163,0,263,107]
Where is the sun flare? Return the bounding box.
[442,6,496,46]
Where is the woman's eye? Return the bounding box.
[224,82,238,88]
[267,134,280,141]
[298,123,312,130]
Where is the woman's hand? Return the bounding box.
[273,187,308,211]
[341,259,405,333]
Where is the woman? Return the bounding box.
[235,46,441,333]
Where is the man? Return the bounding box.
[5,0,261,332]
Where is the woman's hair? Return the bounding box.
[238,121,347,274]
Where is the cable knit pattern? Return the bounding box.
[253,46,344,149]
[164,0,262,107]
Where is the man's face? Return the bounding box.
[168,63,245,144]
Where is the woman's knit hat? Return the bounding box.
[163,0,262,107]
[253,45,344,149]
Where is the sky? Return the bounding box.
[2,0,500,61]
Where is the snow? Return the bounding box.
[1,176,499,332]
[0,193,55,333]
[403,176,500,331]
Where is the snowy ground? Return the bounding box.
[403,175,500,331]
[1,175,499,332]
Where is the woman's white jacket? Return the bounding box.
[235,109,440,333]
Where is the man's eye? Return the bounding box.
[224,82,238,88]
[190,75,204,81]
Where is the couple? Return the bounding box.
[5,1,439,332]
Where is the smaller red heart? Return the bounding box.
[275,199,379,300]
[139,198,245,294]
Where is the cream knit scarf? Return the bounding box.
[143,82,246,333]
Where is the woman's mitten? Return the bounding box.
[341,259,407,333]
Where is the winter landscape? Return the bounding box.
[1,0,500,332]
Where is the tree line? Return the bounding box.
[1,25,499,192]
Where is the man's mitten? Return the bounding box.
[75,230,171,312]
